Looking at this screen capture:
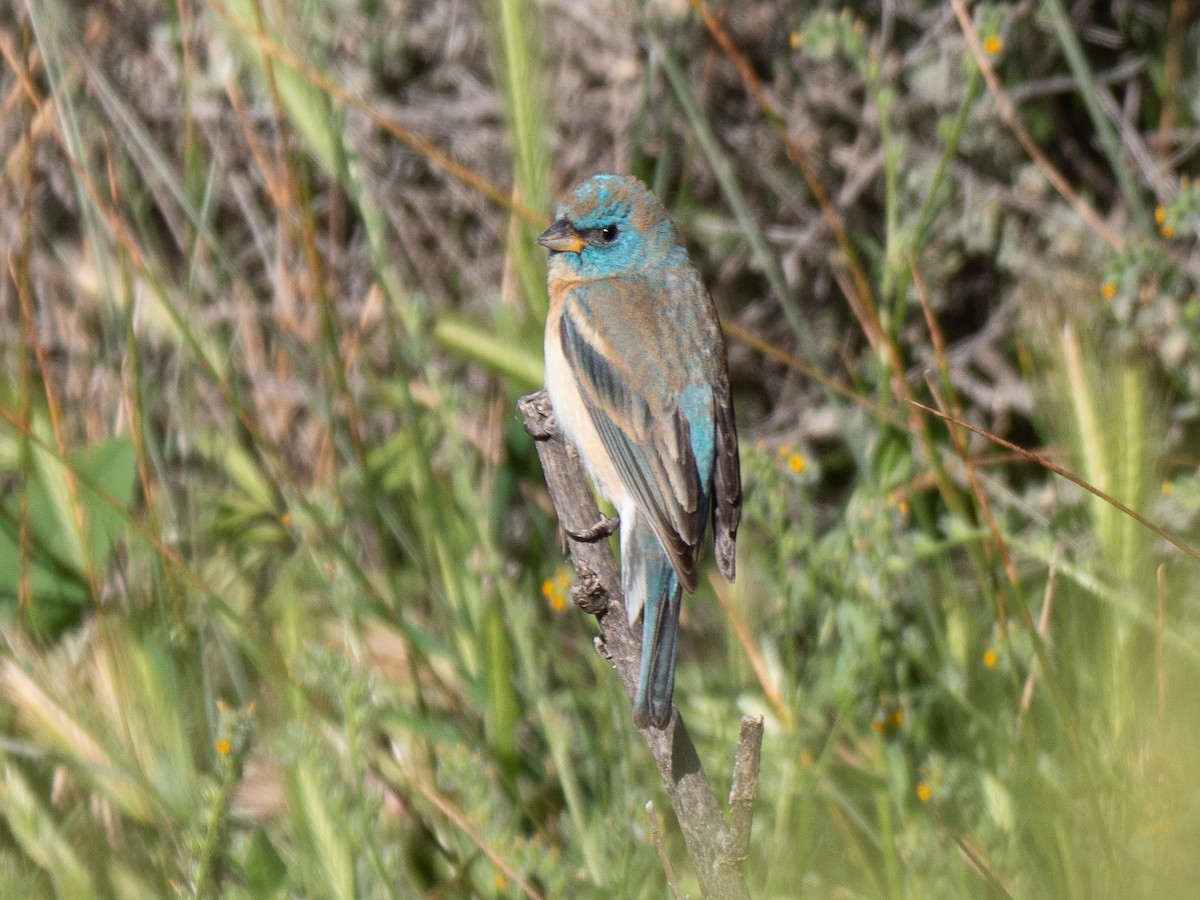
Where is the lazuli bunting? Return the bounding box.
[538,174,741,729]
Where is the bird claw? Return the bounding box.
[566,514,619,543]
[594,635,612,662]
[518,390,557,440]
[571,568,608,615]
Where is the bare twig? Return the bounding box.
[205,0,540,225]
[908,399,1200,564]
[709,573,791,730]
[721,716,764,864]
[519,390,763,899]
[916,264,1018,593]
[1015,547,1058,742]
[647,801,685,900]
[928,807,1015,899]
[410,778,545,900]
[947,0,1125,250]
[685,0,879,325]
[1157,0,1190,159]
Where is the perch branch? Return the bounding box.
[722,716,765,863]
[519,390,763,899]
[647,801,685,900]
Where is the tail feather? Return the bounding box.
[628,525,682,729]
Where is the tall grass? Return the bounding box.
[1,0,1199,897]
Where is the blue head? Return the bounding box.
[538,174,687,280]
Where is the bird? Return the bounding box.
[538,174,741,729]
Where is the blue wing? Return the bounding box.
[556,268,740,728]
[558,271,726,591]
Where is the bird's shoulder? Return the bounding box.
[556,268,727,424]
[560,264,713,334]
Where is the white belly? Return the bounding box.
[545,316,643,623]
[544,325,629,510]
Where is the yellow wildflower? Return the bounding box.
[542,569,571,612]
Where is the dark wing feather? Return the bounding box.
[559,298,704,591]
[711,382,741,580]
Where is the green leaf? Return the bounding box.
[0,764,95,900]
[434,314,544,389]
[871,427,912,491]
[0,436,136,635]
[72,436,139,565]
[219,0,346,181]
[243,829,287,896]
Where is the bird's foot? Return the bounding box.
[566,514,619,543]
[571,567,609,616]
[594,635,612,663]
[518,390,556,440]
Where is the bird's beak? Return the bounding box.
[538,219,586,253]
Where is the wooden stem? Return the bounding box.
[520,390,763,898]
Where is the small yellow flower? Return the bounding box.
[1156,206,1175,238]
[983,648,999,669]
[789,31,804,50]
[983,35,1003,56]
[871,719,885,734]
[1162,481,1175,496]
[542,569,571,612]
[494,875,507,891]
[890,709,904,727]
[787,453,807,474]
[916,782,932,803]
[215,739,232,756]
[1146,812,1176,836]
[1101,282,1116,299]
[280,510,292,526]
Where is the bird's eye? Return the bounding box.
[599,223,619,242]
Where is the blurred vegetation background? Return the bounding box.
[1,0,1199,896]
